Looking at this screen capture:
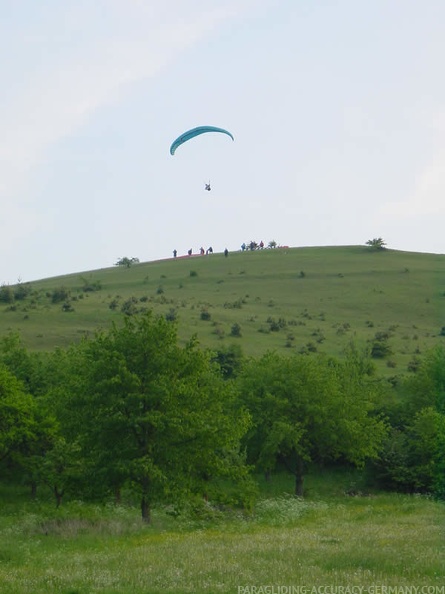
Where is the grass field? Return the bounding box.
[1,246,445,374]
[1,246,445,593]
[1,472,444,594]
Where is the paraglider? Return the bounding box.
[169,126,234,156]
[205,182,211,191]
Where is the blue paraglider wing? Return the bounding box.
[170,126,234,155]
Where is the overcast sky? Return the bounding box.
[1,0,445,284]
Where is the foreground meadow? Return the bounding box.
[1,475,444,594]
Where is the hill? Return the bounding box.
[1,245,444,373]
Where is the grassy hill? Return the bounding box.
[1,245,444,373]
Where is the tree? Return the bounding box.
[0,365,39,470]
[375,346,445,498]
[239,351,387,496]
[401,346,445,416]
[63,312,251,521]
[211,344,244,380]
[366,238,387,250]
[372,407,445,496]
[115,256,140,268]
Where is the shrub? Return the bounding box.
[0,285,14,303]
[189,270,198,277]
[121,297,139,316]
[165,308,177,322]
[14,283,32,300]
[80,277,102,292]
[267,317,286,332]
[213,326,225,339]
[230,323,242,337]
[109,299,120,311]
[285,333,295,348]
[224,299,243,309]
[51,287,70,304]
[407,357,421,372]
[200,309,211,321]
[370,339,392,359]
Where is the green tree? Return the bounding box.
[0,332,48,396]
[64,312,251,521]
[373,407,445,496]
[374,346,445,497]
[401,346,445,417]
[239,351,387,496]
[407,407,445,492]
[211,344,244,379]
[0,337,72,498]
[366,237,387,250]
[0,365,39,470]
[115,256,140,268]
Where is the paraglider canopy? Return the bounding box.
[170,126,234,155]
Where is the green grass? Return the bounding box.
[0,473,444,593]
[2,246,445,374]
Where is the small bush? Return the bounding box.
[407,357,421,372]
[121,297,139,316]
[51,287,70,304]
[200,309,211,321]
[285,333,295,348]
[14,283,32,300]
[165,308,177,322]
[0,285,14,303]
[224,299,243,309]
[213,326,225,339]
[370,339,392,359]
[189,270,198,277]
[230,323,242,337]
[109,299,120,311]
[80,277,102,292]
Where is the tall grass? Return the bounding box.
[1,477,444,593]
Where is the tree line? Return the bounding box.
[0,312,443,521]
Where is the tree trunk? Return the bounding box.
[294,457,305,497]
[141,496,151,523]
[114,486,122,505]
[264,470,271,482]
[30,481,37,499]
[54,485,64,508]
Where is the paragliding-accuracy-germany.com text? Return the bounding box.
[237,587,445,594]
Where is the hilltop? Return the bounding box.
[1,245,444,373]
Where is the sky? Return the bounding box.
[1,0,445,284]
